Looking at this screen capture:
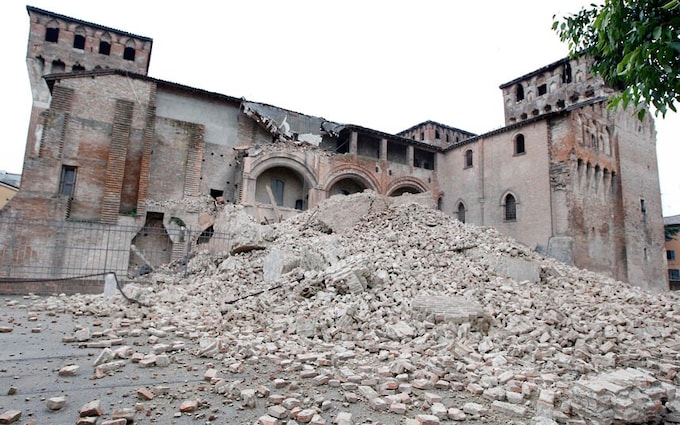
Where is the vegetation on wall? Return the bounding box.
[553,0,680,119]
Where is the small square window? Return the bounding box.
[669,269,680,281]
[124,46,136,61]
[668,250,676,260]
[73,34,85,50]
[99,41,111,55]
[538,84,547,96]
[45,27,59,43]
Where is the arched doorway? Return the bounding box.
[255,166,308,210]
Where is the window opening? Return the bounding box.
[670,269,680,281]
[73,34,85,49]
[515,134,525,155]
[51,60,65,73]
[124,46,135,61]
[271,179,284,206]
[562,63,572,83]
[45,27,59,43]
[99,41,111,55]
[668,250,676,261]
[435,130,440,139]
[516,84,524,101]
[59,166,77,198]
[538,84,547,96]
[457,202,466,223]
[464,149,473,168]
[197,225,214,244]
[420,132,425,141]
[504,194,517,221]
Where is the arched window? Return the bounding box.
[504,194,517,222]
[464,149,473,168]
[514,134,525,155]
[456,202,466,223]
[515,84,524,101]
[51,59,65,73]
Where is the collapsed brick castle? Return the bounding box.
[0,6,666,291]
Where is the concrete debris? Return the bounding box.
[568,367,669,424]
[57,365,79,376]
[46,396,66,410]
[14,192,680,424]
[0,410,21,424]
[79,400,103,417]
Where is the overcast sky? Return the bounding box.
[2,1,679,215]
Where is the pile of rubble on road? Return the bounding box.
[27,191,680,424]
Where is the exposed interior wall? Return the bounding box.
[0,185,17,208]
[254,166,306,210]
[148,117,204,201]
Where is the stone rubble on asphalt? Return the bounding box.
[6,191,680,424]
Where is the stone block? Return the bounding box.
[79,400,103,417]
[0,410,21,424]
[46,396,66,410]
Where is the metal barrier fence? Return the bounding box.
[0,216,231,293]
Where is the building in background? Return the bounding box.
[664,215,680,290]
[0,6,667,292]
[0,171,20,209]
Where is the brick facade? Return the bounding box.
[0,6,667,293]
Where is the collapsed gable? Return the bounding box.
[241,101,345,146]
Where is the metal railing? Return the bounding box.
[0,216,231,292]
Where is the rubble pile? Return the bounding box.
[21,192,680,424]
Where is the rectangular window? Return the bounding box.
[538,84,547,96]
[73,34,85,50]
[270,178,284,206]
[99,41,111,55]
[59,165,77,198]
[123,46,136,61]
[668,250,676,260]
[45,27,59,43]
[669,269,680,281]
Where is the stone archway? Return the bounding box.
[389,186,423,196]
[324,166,381,197]
[386,177,428,197]
[327,177,367,196]
[255,166,309,210]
